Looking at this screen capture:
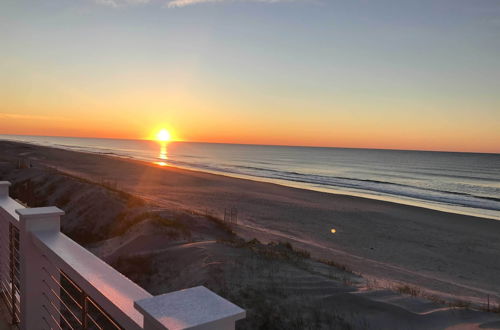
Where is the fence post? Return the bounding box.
[135,286,245,330]
[16,207,64,330]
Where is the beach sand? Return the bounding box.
[1,140,500,329]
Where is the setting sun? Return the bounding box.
[156,129,171,142]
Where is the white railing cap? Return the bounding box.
[134,286,245,330]
[0,181,11,187]
[16,206,65,219]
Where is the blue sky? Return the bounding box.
[1,0,499,151]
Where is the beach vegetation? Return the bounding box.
[317,258,353,274]
[131,211,192,239]
[50,168,146,208]
[492,304,500,314]
[396,284,421,297]
[394,285,496,313]
[427,295,447,305]
[448,300,471,309]
[111,255,154,284]
[45,180,59,195]
[205,214,236,235]
[10,178,46,207]
[221,238,312,263]
[489,304,500,314]
[55,192,71,207]
[225,285,356,330]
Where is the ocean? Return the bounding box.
[1,134,499,220]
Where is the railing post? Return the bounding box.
[16,207,64,330]
[134,286,245,330]
[0,181,10,198]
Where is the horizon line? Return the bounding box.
[0,133,498,155]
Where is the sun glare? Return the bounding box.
[156,129,171,142]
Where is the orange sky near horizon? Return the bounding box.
[1,109,498,153]
[1,64,498,153]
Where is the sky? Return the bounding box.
[1,0,499,153]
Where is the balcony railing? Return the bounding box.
[0,181,245,330]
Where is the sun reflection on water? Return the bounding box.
[159,142,168,160]
[154,141,169,167]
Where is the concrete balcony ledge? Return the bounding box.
[135,286,246,330]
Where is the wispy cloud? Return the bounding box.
[167,0,222,8]
[0,113,67,121]
[92,0,300,8]
[94,0,151,8]
[166,0,294,9]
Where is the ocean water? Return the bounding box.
[1,134,499,220]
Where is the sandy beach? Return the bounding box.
[1,140,500,329]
